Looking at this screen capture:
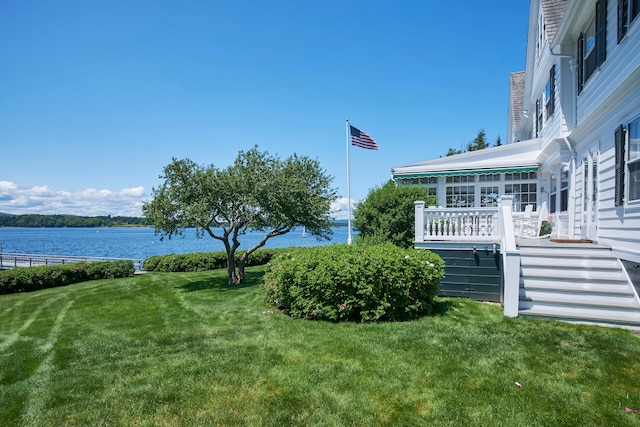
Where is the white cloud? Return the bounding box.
[0,181,148,217]
[330,197,358,220]
[0,182,360,220]
[0,181,18,193]
[122,186,145,197]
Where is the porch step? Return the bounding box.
[518,245,612,257]
[520,267,627,282]
[519,290,640,310]
[517,243,640,327]
[520,278,633,295]
[518,304,640,327]
[520,256,621,269]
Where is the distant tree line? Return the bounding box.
[0,214,146,228]
[445,128,501,156]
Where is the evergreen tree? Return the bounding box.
[467,128,489,152]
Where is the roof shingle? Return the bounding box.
[541,0,569,41]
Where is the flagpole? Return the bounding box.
[346,118,353,245]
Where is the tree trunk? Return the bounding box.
[226,250,239,285]
[237,257,246,283]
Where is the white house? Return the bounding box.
[392,0,640,326]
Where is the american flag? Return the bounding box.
[350,125,379,150]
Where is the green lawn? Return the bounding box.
[1,267,640,426]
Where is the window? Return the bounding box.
[550,180,557,212]
[480,186,499,207]
[578,0,607,93]
[396,176,437,199]
[584,19,598,81]
[612,118,640,204]
[618,0,640,42]
[629,118,640,201]
[505,171,537,181]
[446,175,474,183]
[560,170,569,212]
[535,97,543,136]
[536,11,545,57]
[478,173,500,182]
[446,175,475,207]
[546,65,556,118]
[505,183,537,212]
[583,155,598,223]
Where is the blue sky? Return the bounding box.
[0,0,530,218]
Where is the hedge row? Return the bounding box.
[0,260,135,295]
[263,243,445,322]
[142,248,282,272]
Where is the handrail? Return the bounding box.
[0,252,143,271]
[499,196,520,317]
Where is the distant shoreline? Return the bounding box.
[0,213,349,228]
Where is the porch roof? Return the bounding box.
[392,138,544,179]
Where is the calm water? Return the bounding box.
[0,227,354,260]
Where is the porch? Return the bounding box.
[413,197,640,328]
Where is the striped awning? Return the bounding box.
[394,166,538,179]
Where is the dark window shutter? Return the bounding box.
[615,125,626,206]
[618,0,628,42]
[535,99,540,137]
[577,33,584,94]
[596,0,608,66]
[549,65,556,115]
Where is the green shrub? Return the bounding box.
[0,260,135,295]
[142,248,281,272]
[353,181,437,248]
[263,243,444,322]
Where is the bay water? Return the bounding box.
[0,227,354,261]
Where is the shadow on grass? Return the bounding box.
[178,270,264,293]
[431,299,454,316]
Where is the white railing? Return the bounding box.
[414,196,521,317]
[414,205,500,242]
[0,252,144,271]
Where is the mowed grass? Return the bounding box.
[1,267,640,426]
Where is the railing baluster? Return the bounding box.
[445,212,450,236]
[416,205,503,242]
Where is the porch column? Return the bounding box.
[568,155,576,238]
[414,201,425,243]
[499,195,520,317]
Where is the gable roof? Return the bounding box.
[392,138,544,178]
[541,0,569,41]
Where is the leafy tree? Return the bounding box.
[142,146,337,284]
[353,181,436,248]
[495,135,502,146]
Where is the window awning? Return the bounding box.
[394,166,538,179]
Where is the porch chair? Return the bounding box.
[520,202,548,238]
[514,204,533,237]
